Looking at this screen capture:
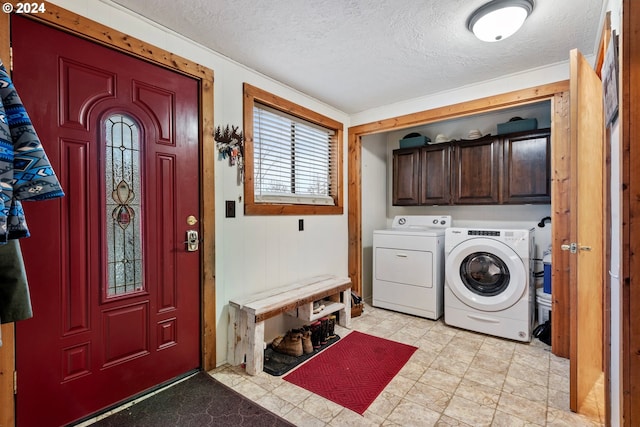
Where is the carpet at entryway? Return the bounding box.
[283,331,418,415]
[90,371,295,427]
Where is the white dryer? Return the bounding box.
[444,227,535,342]
[373,215,451,319]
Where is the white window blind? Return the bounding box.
[253,103,337,205]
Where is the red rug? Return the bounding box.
[283,331,417,414]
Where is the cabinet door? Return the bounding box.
[452,139,500,204]
[392,148,420,205]
[420,145,451,205]
[503,130,551,203]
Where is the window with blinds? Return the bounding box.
[243,83,343,215]
[253,103,337,205]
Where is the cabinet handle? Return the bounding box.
[396,253,408,258]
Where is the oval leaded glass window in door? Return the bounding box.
[105,114,143,297]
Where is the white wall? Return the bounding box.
[361,134,389,303]
[48,0,351,365]
[609,120,621,427]
[350,60,588,127]
[606,0,623,424]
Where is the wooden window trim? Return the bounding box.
[243,83,344,215]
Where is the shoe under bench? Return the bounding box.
[228,274,352,375]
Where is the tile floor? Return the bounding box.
[209,304,605,427]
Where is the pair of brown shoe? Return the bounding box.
[300,328,313,354]
[272,328,313,357]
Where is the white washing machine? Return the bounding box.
[373,215,451,319]
[444,227,535,342]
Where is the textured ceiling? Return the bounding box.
[110,0,604,114]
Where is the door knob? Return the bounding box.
[560,242,591,253]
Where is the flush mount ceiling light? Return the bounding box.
[467,0,534,42]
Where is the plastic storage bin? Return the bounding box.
[536,287,552,323]
[399,135,429,148]
[543,262,552,293]
[542,252,552,293]
[497,118,538,134]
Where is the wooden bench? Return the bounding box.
[228,274,352,375]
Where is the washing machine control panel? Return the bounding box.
[462,228,530,246]
[467,230,500,236]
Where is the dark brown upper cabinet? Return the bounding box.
[420,144,451,205]
[502,130,551,204]
[392,128,551,206]
[392,148,420,205]
[451,138,500,204]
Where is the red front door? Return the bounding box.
[12,16,201,427]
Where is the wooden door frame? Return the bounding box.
[622,0,639,423]
[348,81,572,355]
[0,2,216,426]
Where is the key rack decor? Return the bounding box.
[215,125,244,166]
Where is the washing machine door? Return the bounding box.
[445,238,527,311]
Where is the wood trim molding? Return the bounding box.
[0,2,216,426]
[347,81,570,300]
[347,129,362,296]
[349,81,570,137]
[622,0,638,424]
[0,11,14,427]
[0,327,14,427]
[551,91,571,359]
